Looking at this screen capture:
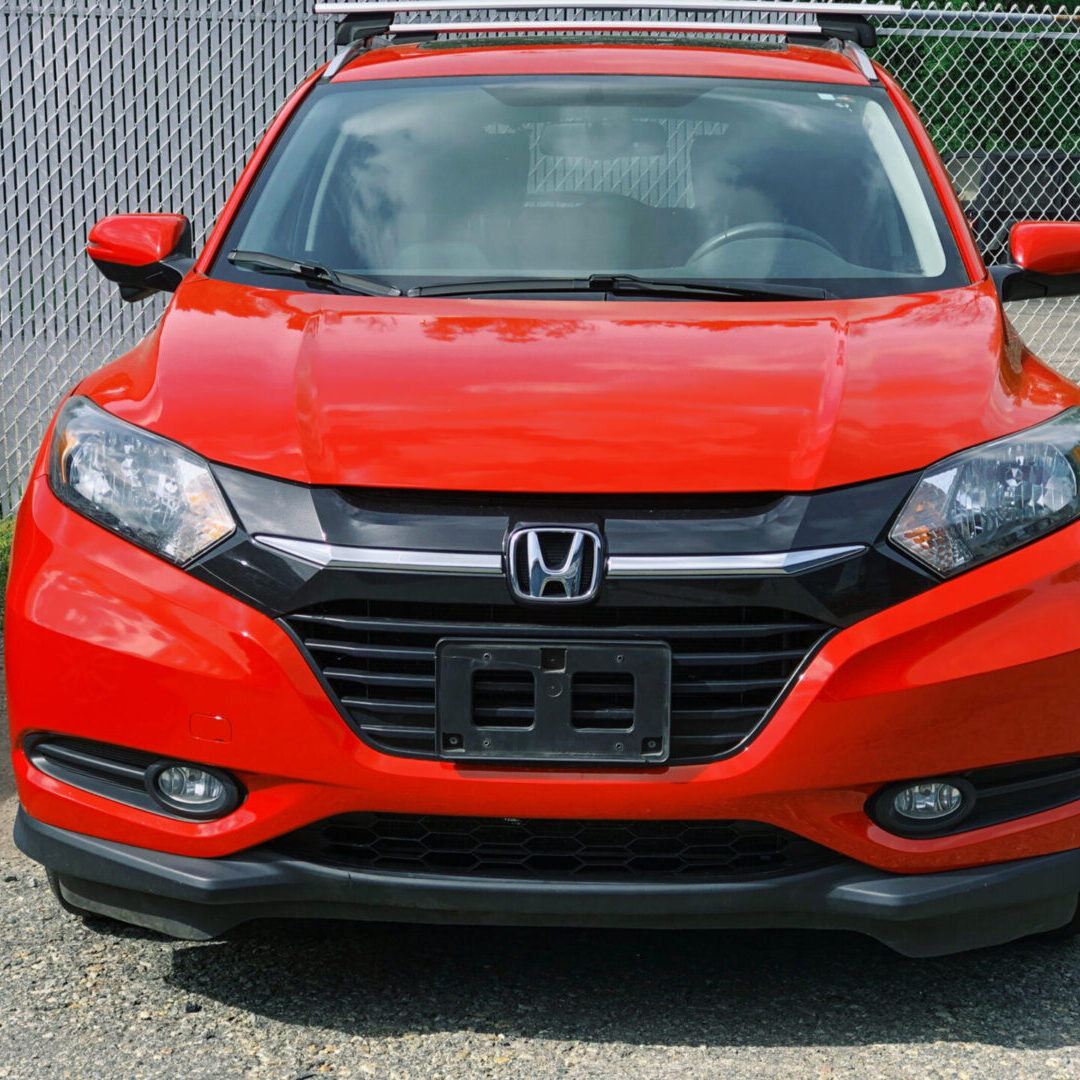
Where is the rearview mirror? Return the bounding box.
[87,214,195,302]
[991,220,1080,301]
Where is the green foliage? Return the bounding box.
[0,517,14,627]
[878,8,1080,155]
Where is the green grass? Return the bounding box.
[0,516,14,628]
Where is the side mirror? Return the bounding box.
[87,214,195,302]
[991,220,1080,301]
[1011,221,1080,275]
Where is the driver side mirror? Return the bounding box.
[991,221,1080,301]
[87,214,195,302]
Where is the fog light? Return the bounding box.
[146,761,240,819]
[869,776,976,837]
[893,782,964,821]
[156,765,225,805]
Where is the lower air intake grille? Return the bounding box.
[26,735,156,810]
[284,601,831,764]
[272,813,838,881]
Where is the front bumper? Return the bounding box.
[16,807,1080,956]
[9,475,1080,876]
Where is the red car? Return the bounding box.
[8,2,1080,956]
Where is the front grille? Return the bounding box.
[285,601,830,763]
[271,812,839,881]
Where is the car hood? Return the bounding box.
[80,275,1075,493]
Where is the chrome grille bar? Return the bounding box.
[255,535,865,578]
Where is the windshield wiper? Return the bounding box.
[228,250,401,297]
[592,274,832,301]
[408,274,830,301]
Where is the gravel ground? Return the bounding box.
[4,871,1080,1080]
[4,321,1080,1079]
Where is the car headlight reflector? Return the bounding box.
[889,409,1080,576]
[49,396,235,565]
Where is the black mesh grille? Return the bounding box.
[284,600,830,763]
[272,813,838,881]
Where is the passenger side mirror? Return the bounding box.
[87,214,195,302]
[991,220,1080,301]
[1011,221,1080,276]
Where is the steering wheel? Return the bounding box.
[687,221,843,265]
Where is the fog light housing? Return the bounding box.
[869,777,976,837]
[146,761,240,819]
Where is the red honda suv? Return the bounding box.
[8,4,1080,956]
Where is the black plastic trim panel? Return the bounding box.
[869,755,1080,838]
[25,735,158,813]
[17,808,1080,956]
[24,735,244,821]
[193,464,935,628]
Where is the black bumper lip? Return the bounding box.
[15,806,1080,957]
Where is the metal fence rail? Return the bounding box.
[2,1,1079,512]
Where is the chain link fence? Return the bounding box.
[2,1,1079,512]
[1,1,333,514]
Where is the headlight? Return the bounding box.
[49,396,236,565]
[889,408,1080,576]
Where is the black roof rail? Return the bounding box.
[789,11,878,47]
[335,12,394,46]
[315,1,904,78]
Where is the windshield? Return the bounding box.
[215,74,969,300]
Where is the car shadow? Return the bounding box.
[164,919,1080,1049]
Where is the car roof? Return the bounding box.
[330,40,872,85]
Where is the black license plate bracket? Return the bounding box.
[436,639,671,764]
